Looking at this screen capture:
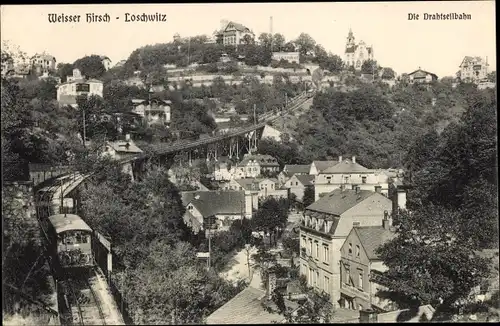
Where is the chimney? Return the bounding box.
[359,309,378,323]
[267,271,277,300]
[352,156,356,164]
[338,155,343,163]
[355,186,360,194]
[382,210,392,230]
[125,134,131,141]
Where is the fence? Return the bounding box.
[108,273,134,325]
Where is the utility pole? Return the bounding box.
[253,104,257,125]
[207,227,211,271]
[82,108,86,148]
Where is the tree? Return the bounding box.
[376,207,491,317]
[252,198,289,247]
[258,33,272,48]
[294,33,316,56]
[487,71,496,83]
[273,33,286,51]
[319,54,344,73]
[56,63,74,82]
[242,34,254,45]
[381,67,396,80]
[73,55,106,79]
[361,59,378,75]
[302,185,315,208]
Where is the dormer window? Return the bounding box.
[188,205,193,210]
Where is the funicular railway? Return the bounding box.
[35,173,124,325]
[29,91,314,325]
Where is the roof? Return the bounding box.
[284,164,310,175]
[106,140,143,154]
[181,190,245,217]
[322,159,369,174]
[306,189,379,216]
[240,154,279,167]
[48,214,92,234]
[460,56,487,67]
[235,178,261,190]
[353,226,396,260]
[206,287,284,324]
[57,78,103,87]
[32,53,56,62]
[100,55,111,61]
[294,175,315,186]
[376,305,435,322]
[183,210,202,234]
[312,161,338,173]
[407,69,438,79]
[260,178,278,184]
[222,21,252,33]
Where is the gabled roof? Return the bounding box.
[407,69,438,79]
[235,178,261,190]
[294,175,315,186]
[240,154,279,167]
[284,164,310,174]
[260,178,278,184]
[353,225,396,260]
[312,161,338,173]
[306,189,380,216]
[181,190,245,217]
[206,286,297,324]
[322,159,369,174]
[460,56,487,68]
[222,21,252,33]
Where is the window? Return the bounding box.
[296,182,299,186]
[356,245,360,257]
[358,270,364,290]
[344,264,350,284]
[362,176,367,184]
[323,246,329,262]
[309,268,313,285]
[348,243,353,255]
[324,276,330,292]
[315,243,319,258]
[308,239,312,254]
[316,271,320,287]
[188,205,193,211]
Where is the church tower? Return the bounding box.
[346,28,355,48]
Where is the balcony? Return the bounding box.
[341,283,370,302]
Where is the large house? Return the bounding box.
[214,20,255,46]
[339,212,397,312]
[101,134,143,161]
[309,161,339,176]
[458,56,489,84]
[131,98,172,126]
[223,178,287,201]
[278,164,311,187]
[313,156,399,201]
[30,52,56,75]
[299,186,401,307]
[344,29,374,71]
[236,154,280,178]
[56,69,103,107]
[285,174,315,202]
[407,68,438,84]
[181,190,253,234]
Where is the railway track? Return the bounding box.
[62,269,107,326]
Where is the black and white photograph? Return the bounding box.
[1,1,498,324]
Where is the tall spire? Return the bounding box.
[348,28,353,38]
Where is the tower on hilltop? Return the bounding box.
[346,28,355,48]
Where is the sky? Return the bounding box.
[1,2,496,77]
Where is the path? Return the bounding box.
[219,246,263,291]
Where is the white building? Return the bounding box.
[215,20,255,46]
[100,56,112,71]
[57,69,103,107]
[344,29,374,71]
[272,52,300,63]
